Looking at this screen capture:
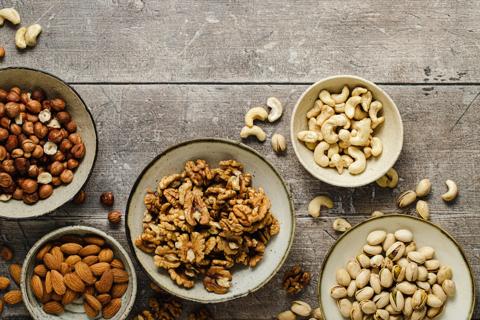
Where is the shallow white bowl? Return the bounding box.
[290,75,403,187]
[318,214,475,320]
[126,138,295,303]
[21,226,137,320]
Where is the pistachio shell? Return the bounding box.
[291,300,312,317]
[367,230,387,246]
[355,286,374,302]
[337,298,352,318]
[363,244,383,256]
[373,292,389,309]
[330,285,347,299]
[346,259,362,279]
[411,306,427,320]
[370,274,381,294]
[386,242,406,261]
[405,262,418,282]
[355,269,371,289]
[394,229,413,242]
[442,279,456,297]
[412,289,427,310]
[370,255,384,269]
[360,300,376,315]
[425,259,440,271]
[415,178,432,197]
[427,306,444,318]
[418,246,435,260]
[396,190,416,208]
[350,302,362,320]
[416,281,430,291]
[427,272,437,285]
[374,308,390,320]
[382,233,396,252]
[356,254,371,268]
[347,280,357,297]
[389,288,404,312]
[396,281,417,295]
[379,268,393,288]
[417,266,428,281]
[426,293,444,308]
[436,265,452,284]
[392,265,406,282]
[407,251,426,264]
[403,296,413,316]
[336,268,351,286]
[431,284,447,302]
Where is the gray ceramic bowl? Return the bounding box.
[126,138,295,303]
[291,75,403,187]
[20,225,137,320]
[0,67,97,219]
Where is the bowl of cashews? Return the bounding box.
[290,75,403,187]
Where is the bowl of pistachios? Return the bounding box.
[318,214,475,320]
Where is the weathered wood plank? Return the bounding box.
[0,1,479,83]
[1,84,479,319]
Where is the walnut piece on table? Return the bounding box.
[282,265,312,295]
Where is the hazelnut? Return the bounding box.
[43,141,58,155]
[29,135,40,145]
[67,158,79,170]
[48,129,63,144]
[23,192,39,205]
[47,118,61,129]
[49,161,64,176]
[26,100,42,114]
[2,183,15,194]
[38,109,51,123]
[108,210,122,224]
[2,160,15,174]
[6,91,20,103]
[21,179,38,194]
[0,89,7,101]
[0,172,13,188]
[34,122,48,138]
[52,150,65,162]
[26,113,38,122]
[10,123,22,135]
[28,164,40,178]
[15,113,23,125]
[32,145,44,158]
[0,47,4,59]
[37,172,53,184]
[22,121,34,135]
[51,176,62,186]
[0,104,4,117]
[65,120,77,133]
[68,133,82,145]
[71,143,86,159]
[10,87,20,95]
[56,111,71,124]
[73,190,86,204]
[100,192,114,207]
[59,139,73,152]
[0,245,13,260]
[12,188,23,200]
[5,135,18,151]
[22,139,36,153]
[18,103,26,112]
[14,158,29,174]
[11,148,24,158]
[39,184,53,199]
[0,128,8,140]
[20,92,30,105]
[31,89,45,102]
[0,146,7,160]
[60,169,74,184]
[5,102,20,118]
[50,98,66,111]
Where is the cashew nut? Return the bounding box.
[352,87,368,96]
[369,101,385,129]
[313,141,330,167]
[321,114,348,144]
[349,118,372,146]
[0,8,21,25]
[266,97,283,122]
[347,146,366,175]
[307,100,323,118]
[15,27,27,49]
[308,118,323,138]
[25,24,42,47]
[341,155,354,167]
[338,129,351,143]
[308,195,334,218]
[330,153,347,174]
[319,90,335,106]
[345,96,362,119]
[334,103,345,113]
[371,137,383,157]
[271,133,287,153]
[327,143,339,159]
[333,218,351,232]
[375,168,398,188]
[240,125,266,141]
[316,104,335,126]
[361,91,372,111]
[441,180,458,202]
[363,147,372,159]
[244,106,268,127]
[297,130,320,143]
[353,105,368,120]
[332,86,350,104]
[305,141,317,150]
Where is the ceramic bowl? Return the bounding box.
[290,75,403,187]
[126,138,295,303]
[21,225,137,320]
[318,214,475,320]
[0,67,97,219]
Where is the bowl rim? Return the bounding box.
[20,225,138,320]
[124,137,296,303]
[290,74,404,188]
[0,66,98,220]
[317,214,476,319]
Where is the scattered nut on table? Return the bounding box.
[0,8,21,25]
[333,218,351,232]
[244,106,268,127]
[308,195,333,218]
[282,265,311,294]
[415,178,432,197]
[396,190,417,208]
[416,200,429,220]
[376,168,398,188]
[298,86,384,175]
[267,96,283,122]
[330,228,455,319]
[271,133,287,153]
[441,179,458,202]
[240,125,266,142]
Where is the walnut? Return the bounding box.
[168,268,195,289]
[154,246,181,269]
[176,232,205,264]
[158,173,183,190]
[185,160,213,186]
[282,265,312,295]
[203,266,232,294]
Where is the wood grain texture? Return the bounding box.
[0,85,478,319]
[0,1,479,83]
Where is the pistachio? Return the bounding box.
[415,178,432,197]
[416,200,429,220]
[355,286,374,302]
[374,309,389,320]
[403,296,413,317]
[347,280,357,297]
[436,265,452,284]
[350,302,362,320]
[416,281,430,292]
[425,259,440,271]
[397,257,409,269]
[411,306,427,320]
[291,300,312,317]
[367,230,387,246]
[277,310,296,320]
[442,279,456,297]
[405,241,417,256]
[396,190,416,208]
[336,268,351,286]
[382,233,396,252]
[337,298,352,318]
[427,306,444,318]
[385,304,399,315]
[330,285,348,299]
[370,274,381,294]
[394,229,413,242]
[312,307,324,320]
[373,292,389,309]
[360,300,376,314]
[379,268,393,288]
[417,266,428,281]
[417,246,435,260]
[396,281,417,295]
[427,272,437,285]
[407,251,426,265]
[389,288,404,312]
[363,244,382,256]
[333,218,351,232]
[346,259,362,279]
[431,284,447,302]
[392,265,405,282]
[405,262,418,282]
[355,269,371,289]
[356,254,370,269]
[386,242,405,261]
[381,257,393,271]
[370,255,383,269]
[426,293,443,308]
[412,289,427,310]
[371,210,384,218]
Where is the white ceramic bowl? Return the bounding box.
[318,214,475,319]
[291,75,403,187]
[21,226,137,320]
[126,138,295,303]
[0,67,97,219]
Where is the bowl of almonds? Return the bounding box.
[0,67,97,219]
[20,225,137,319]
[290,75,403,187]
[318,214,475,319]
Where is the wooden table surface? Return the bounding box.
[0,1,479,319]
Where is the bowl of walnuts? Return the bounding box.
[0,67,97,219]
[126,138,295,303]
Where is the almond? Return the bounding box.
[90,262,110,276]
[83,255,99,266]
[61,288,77,305]
[112,268,129,283]
[43,300,64,315]
[65,255,82,266]
[0,246,13,261]
[36,243,52,260]
[8,263,21,285]
[96,293,111,305]
[110,258,124,270]
[34,264,48,277]
[59,234,84,245]
[50,270,66,295]
[45,271,53,294]
[3,290,22,305]
[74,261,96,285]
[95,269,113,293]
[50,246,64,262]
[60,262,71,275]
[102,298,121,319]
[64,272,85,293]
[111,283,128,298]
[0,298,3,315]
[85,286,95,295]
[60,242,83,255]
[40,283,52,303]
[31,274,44,300]
[79,244,101,257]
[98,248,114,263]
[0,276,10,290]
[44,253,62,270]
[51,293,63,301]
[84,235,105,246]
[84,293,102,312]
[84,301,99,318]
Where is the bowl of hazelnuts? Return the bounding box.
[0,67,97,219]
